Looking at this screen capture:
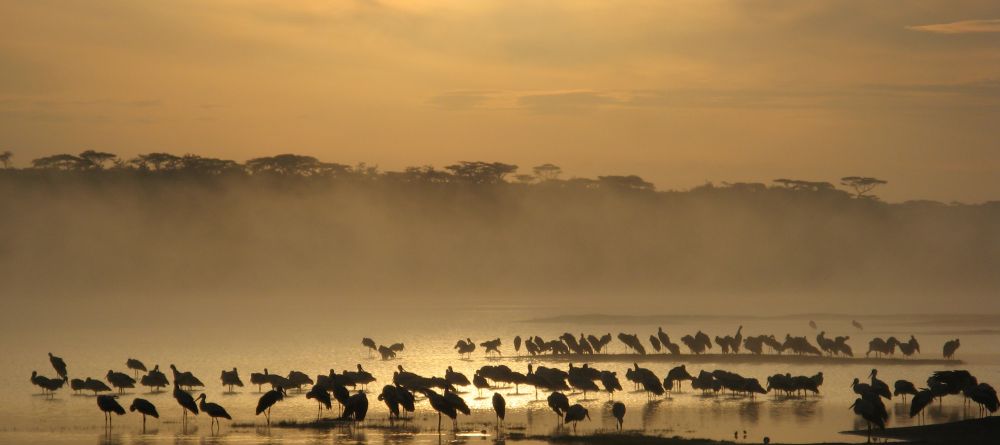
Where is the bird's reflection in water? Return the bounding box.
[641,399,664,429]
[928,404,962,423]
[738,401,761,424]
[98,431,124,445]
[792,400,820,425]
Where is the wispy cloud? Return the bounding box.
[907,19,1000,34]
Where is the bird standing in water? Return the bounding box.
[492,392,506,430]
[612,402,626,431]
[129,398,158,432]
[97,395,126,428]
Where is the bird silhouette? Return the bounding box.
[492,392,506,429]
[612,401,626,431]
[893,380,918,403]
[106,370,135,394]
[306,384,332,421]
[362,338,377,358]
[445,366,471,387]
[648,335,662,353]
[48,353,67,380]
[84,377,111,395]
[97,395,125,428]
[197,393,232,429]
[169,364,204,390]
[140,365,169,392]
[378,385,401,420]
[221,367,244,392]
[868,369,891,400]
[599,370,622,399]
[173,382,198,425]
[852,320,864,330]
[547,391,570,425]
[473,372,490,397]
[943,338,961,359]
[564,404,590,432]
[250,369,271,392]
[514,336,522,355]
[126,358,147,379]
[30,371,65,397]
[964,383,998,417]
[341,391,369,423]
[129,398,158,431]
[423,388,457,432]
[909,388,934,424]
[255,387,285,426]
[850,396,885,441]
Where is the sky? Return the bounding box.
[1,0,999,202]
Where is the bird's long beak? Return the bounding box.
[869,369,875,378]
[848,401,856,410]
[586,413,591,420]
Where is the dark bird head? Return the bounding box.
[869,369,878,379]
[48,352,54,358]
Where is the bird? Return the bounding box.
[173,382,198,424]
[48,353,68,381]
[129,398,158,431]
[250,369,272,392]
[964,383,999,417]
[140,365,169,392]
[909,388,934,424]
[197,393,232,429]
[445,366,471,387]
[492,392,506,429]
[423,388,457,433]
[850,397,885,441]
[564,404,590,432]
[126,358,147,379]
[852,320,864,330]
[473,372,490,397]
[547,391,570,424]
[599,370,622,399]
[340,391,369,422]
[169,364,204,390]
[256,387,286,426]
[612,402,626,431]
[362,338,377,357]
[30,371,65,397]
[809,320,817,330]
[378,385,401,420]
[514,336,522,355]
[943,338,961,359]
[868,369,891,400]
[221,367,244,392]
[96,395,126,427]
[306,384,332,420]
[106,370,135,394]
[894,380,918,403]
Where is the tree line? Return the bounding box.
[0,149,891,199]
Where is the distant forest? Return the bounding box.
[0,150,998,311]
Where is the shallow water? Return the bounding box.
[3,307,998,445]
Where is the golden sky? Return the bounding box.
[2,0,999,202]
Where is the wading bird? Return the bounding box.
[140,365,169,392]
[547,391,570,425]
[943,339,961,359]
[129,398,158,431]
[850,397,885,442]
[106,370,135,394]
[197,393,232,429]
[340,391,369,423]
[306,384,332,420]
[894,380,918,403]
[97,395,125,427]
[612,402,626,431]
[126,358,147,379]
[256,387,286,426]
[423,388,457,433]
[492,392,506,429]
[910,388,934,424]
[221,368,244,392]
[564,404,590,432]
[48,353,68,380]
[362,338,377,357]
[173,382,198,425]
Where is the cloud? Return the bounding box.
[907,19,1000,34]
[516,91,622,113]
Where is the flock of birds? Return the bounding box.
[26,325,981,440]
[848,368,998,440]
[414,326,961,359]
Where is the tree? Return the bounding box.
[31,154,86,170]
[178,154,241,175]
[597,175,655,191]
[532,163,562,181]
[78,150,118,170]
[840,176,887,199]
[0,150,12,169]
[513,174,536,184]
[773,178,835,192]
[130,153,182,171]
[444,161,518,184]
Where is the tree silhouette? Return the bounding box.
[532,164,562,181]
[0,151,12,169]
[773,178,834,192]
[78,150,118,170]
[130,153,182,171]
[840,176,887,199]
[31,154,86,170]
[598,175,654,191]
[445,161,518,184]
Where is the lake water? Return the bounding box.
[3,306,998,445]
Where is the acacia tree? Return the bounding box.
[598,175,654,191]
[31,154,85,170]
[773,178,835,192]
[78,150,118,169]
[0,150,12,169]
[840,176,887,199]
[130,153,182,171]
[445,161,518,184]
[532,163,562,181]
